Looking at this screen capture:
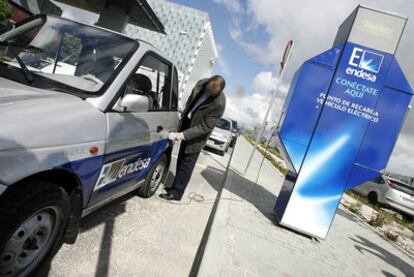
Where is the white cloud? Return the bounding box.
[387,134,414,177]
[253,71,276,93]
[213,0,243,14]
[225,71,288,128]
[229,28,242,40]
[215,42,231,76]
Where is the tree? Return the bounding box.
[0,0,11,21]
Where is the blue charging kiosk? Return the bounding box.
[274,6,413,239]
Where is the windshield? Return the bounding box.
[216,118,231,130]
[0,15,138,96]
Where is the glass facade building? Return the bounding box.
[125,0,218,109]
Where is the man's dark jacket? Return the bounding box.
[179,78,226,154]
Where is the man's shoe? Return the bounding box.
[159,192,180,201]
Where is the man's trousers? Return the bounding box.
[168,141,200,200]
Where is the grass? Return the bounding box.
[243,133,287,176]
[346,191,414,233]
[259,143,282,159]
[369,212,387,227]
[348,202,362,215]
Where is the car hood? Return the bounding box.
[211,127,232,140]
[0,78,106,151]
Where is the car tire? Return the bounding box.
[230,137,237,148]
[137,155,168,198]
[367,192,378,205]
[402,214,413,222]
[0,181,70,277]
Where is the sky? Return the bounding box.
[51,0,414,177]
[169,0,414,177]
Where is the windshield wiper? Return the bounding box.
[0,41,41,84]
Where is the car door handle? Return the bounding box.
[157,125,164,133]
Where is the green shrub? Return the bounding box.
[349,203,362,215]
[369,212,387,227]
[242,133,287,176]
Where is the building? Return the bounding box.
[125,0,218,109]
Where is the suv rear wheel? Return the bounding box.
[402,214,413,222]
[137,155,167,198]
[367,192,378,205]
[0,181,70,277]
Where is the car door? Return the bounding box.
[88,52,173,207]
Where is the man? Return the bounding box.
[160,75,226,201]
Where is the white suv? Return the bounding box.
[0,15,180,276]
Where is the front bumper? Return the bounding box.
[206,137,228,151]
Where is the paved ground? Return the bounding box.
[46,143,231,277]
[198,136,414,277]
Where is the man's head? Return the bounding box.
[206,75,226,97]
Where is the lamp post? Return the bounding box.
[244,40,294,175]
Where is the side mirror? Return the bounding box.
[120,94,149,112]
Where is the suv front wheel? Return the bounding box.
[137,155,168,198]
[0,181,70,277]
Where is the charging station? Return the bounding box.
[274,6,413,239]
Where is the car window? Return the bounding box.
[231,120,238,130]
[388,180,414,196]
[216,118,231,130]
[0,16,137,96]
[125,54,171,111]
[373,176,385,184]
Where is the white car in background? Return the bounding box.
[206,118,233,156]
[352,176,414,221]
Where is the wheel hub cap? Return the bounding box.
[0,208,57,276]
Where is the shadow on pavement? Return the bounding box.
[336,208,359,223]
[80,194,130,277]
[350,235,414,276]
[201,166,277,223]
[202,148,232,170]
[72,166,175,277]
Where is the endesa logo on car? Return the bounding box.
[345,47,384,82]
[94,157,151,190]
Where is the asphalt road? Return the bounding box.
[46,143,232,276]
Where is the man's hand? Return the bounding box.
[175,132,185,141]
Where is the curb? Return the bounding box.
[189,144,237,277]
[196,169,234,277]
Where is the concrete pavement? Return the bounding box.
[47,143,231,276]
[197,136,414,277]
